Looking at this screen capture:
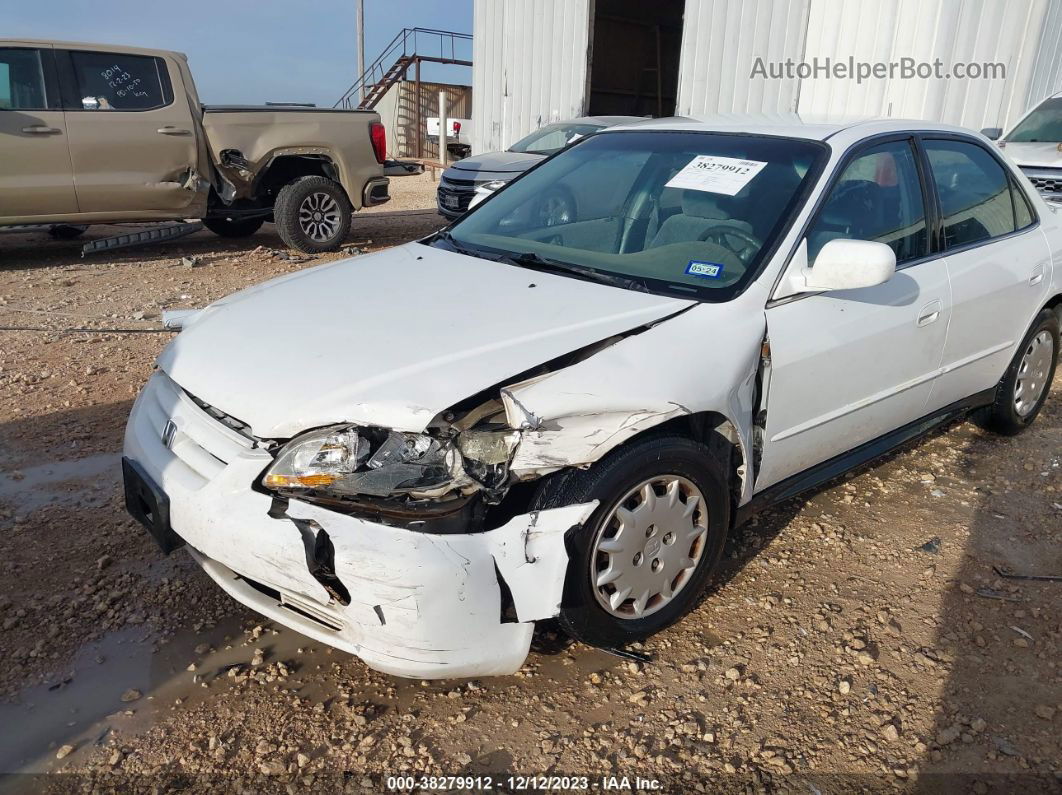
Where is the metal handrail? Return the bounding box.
[335,27,472,109]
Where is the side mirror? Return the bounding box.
[980,127,1003,141]
[792,239,896,293]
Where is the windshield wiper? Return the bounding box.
[500,251,649,293]
[432,230,491,259]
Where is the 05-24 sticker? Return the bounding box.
[685,260,725,279]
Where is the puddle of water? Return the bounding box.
[0,615,336,774]
[0,453,120,513]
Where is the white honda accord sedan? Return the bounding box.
[124,116,1061,678]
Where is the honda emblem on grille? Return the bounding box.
[162,420,177,448]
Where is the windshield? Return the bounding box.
[1008,97,1062,142]
[508,122,604,155]
[441,131,826,300]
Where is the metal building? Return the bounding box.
[471,0,1062,154]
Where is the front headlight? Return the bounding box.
[263,425,462,498]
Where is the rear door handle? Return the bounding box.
[21,125,61,134]
[1030,263,1046,285]
[917,300,942,327]
[157,126,191,136]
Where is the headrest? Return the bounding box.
[681,190,730,219]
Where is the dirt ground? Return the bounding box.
[0,171,1058,793]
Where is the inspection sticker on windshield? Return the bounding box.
[685,260,724,279]
[666,155,768,196]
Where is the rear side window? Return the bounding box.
[806,139,928,265]
[0,48,48,110]
[1011,178,1035,230]
[924,139,1017,249]
[69,51,171,111]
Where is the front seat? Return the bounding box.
[648,190,755,248]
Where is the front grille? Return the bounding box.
[1030,176,1062,194]
[142,373,257,483]
[185,391,254,440]
[438,180,476,213]
[440,175,477,188]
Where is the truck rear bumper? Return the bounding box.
[362,178,390,207]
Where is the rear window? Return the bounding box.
[924,139,1018,249]
[69,51,171,110]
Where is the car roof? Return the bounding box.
[603,113,982,143]
[1,39,187,60]
[563,115,647,128]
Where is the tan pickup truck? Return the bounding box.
[0,40,391,252]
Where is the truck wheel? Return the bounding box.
[531,435,730,649]
[274,176,352,253]
[203,216,264,238]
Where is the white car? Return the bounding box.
[983,92,1062,200]
[124,116,1061,679]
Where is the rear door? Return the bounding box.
[57,48,200,214]
[757,137,952,490]
[919,137,1052,410]
[0,44,78,218]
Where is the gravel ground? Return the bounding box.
[0,171,1058,792]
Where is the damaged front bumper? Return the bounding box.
[124,373,595,678]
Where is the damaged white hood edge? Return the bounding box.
[157,243,693,438]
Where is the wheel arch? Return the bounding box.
[1046,291,1062,326]
[254,153,349,206]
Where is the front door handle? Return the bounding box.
[917,300,942,327]
[21,125,61,134]
[1030,263,1046,286]
[157,126,191,136]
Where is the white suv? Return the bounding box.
[124,117,1061,679]
[984,92,1062,199]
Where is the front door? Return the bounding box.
[757,138,951,490]
[0,45,77,219]
[57,48,202,215]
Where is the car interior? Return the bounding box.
[461,140,818,291]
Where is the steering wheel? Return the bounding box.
[696,224,762,264]
[824,180,878,230]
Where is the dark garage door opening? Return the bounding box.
[587,0,684,118]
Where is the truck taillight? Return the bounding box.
[370,122,386,164]
[452,121,461,134]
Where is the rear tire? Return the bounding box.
[979,309,1058,435]
[203,216,264,238]
[531,435,730,649]
[273,176,352,253]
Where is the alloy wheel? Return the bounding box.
[298,192,341,242]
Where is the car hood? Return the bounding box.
[1004,141,1062,168]
[449,150,543,176]
[158,243,693,438]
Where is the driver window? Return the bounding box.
[807,140,927,266]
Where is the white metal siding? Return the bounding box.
[471,0,592,154]
[678,0,1060,130]
[676,0,809,116]
[476,0,1062,148]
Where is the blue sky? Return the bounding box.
[7,0,473,107]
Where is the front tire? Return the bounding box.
[203,216,264,238]
[531,435,730,649]
[273,175,352,253]
[980,308,1059,435]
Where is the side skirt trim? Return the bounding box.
[737,387,996,525]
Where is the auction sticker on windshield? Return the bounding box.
[666,155,768,195]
